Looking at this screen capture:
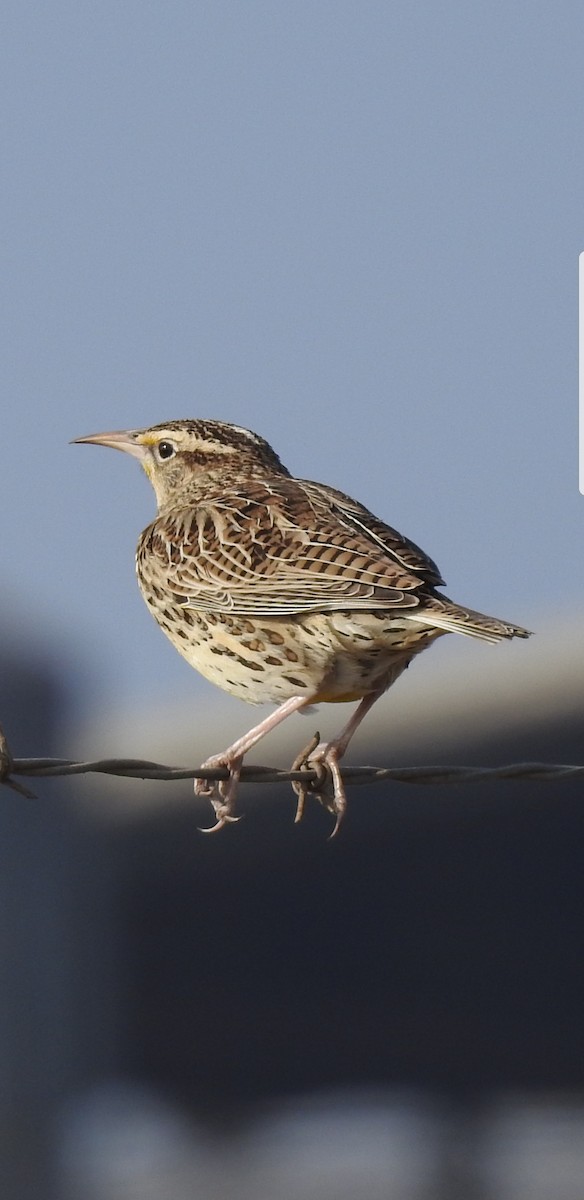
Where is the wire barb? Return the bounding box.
[0,722,37,799]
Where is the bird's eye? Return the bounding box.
[156,440,176,461]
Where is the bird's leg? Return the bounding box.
[307,688,385,836]
[196,694,309,832]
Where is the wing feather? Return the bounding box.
[137,478,442,617]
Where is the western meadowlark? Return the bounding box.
[74,419,530,833]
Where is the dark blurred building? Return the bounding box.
[3,617,584,1198]
[0,617,111,1200]
[70,621,584,1110]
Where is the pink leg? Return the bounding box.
[196,694,310,832]
[308,688,386,836]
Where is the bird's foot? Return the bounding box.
[291,734,347,837]
[195,752,244,833]
[312,742,347,837]
[291,732,323,824]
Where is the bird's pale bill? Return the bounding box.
[71,429,147,461]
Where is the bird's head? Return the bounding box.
[73,418,290,508]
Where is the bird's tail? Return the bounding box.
[411,596,532,644]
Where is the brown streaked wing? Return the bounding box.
[137,478,437,617]
[299,479,445,586]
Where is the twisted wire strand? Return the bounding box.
[0,719,582,797]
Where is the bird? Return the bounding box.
[73,419,531,833]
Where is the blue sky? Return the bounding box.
[1,2,582,715]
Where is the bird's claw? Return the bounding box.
[291,733,347,835]
[198,809,242,835]
[194,778,215,798]
[194,754,243,832]
[291,732,322,823]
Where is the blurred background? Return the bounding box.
[1,2,584,1196]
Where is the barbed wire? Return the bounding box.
[1,721,582,801]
